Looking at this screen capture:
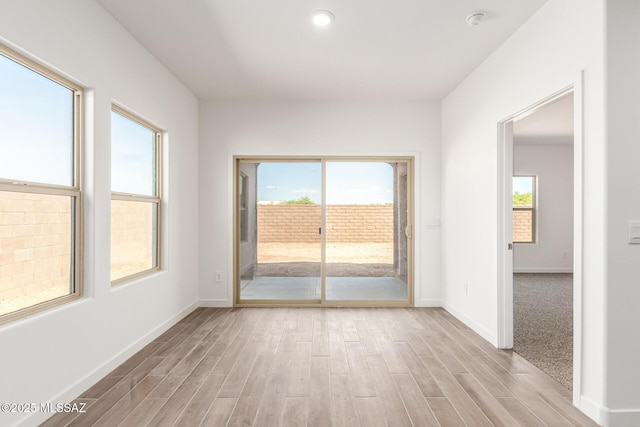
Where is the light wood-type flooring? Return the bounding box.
[42,307,599,426]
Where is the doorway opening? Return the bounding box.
[498,84,583,400]
[233,157,414,307]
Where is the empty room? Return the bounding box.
[0,1,639,426]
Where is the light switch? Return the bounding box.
[629,221,640,244]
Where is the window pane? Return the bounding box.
[513,176,535,243]
[325,162,407,301]
[111,200,157,281]
[240,174,248,242]
[111,111,156,196]
[513,209,534,243]
[240,174,247,209]
[0,54,74,186]
[513,176,534,207]
[326,162,393,205]
[0,191,73,316]
[242,162,321,300]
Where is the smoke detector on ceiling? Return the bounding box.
[466,12,486,26]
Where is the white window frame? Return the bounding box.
[110,105,162,285]
[0,44,83,324]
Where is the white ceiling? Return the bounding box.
[514,93,574,144]
[97,0,547,101]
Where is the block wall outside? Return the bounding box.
[513,209,534,242]
[111,200,154,281]
[257,204,393,243]
[0,191,71,313]
[0,191,154,314]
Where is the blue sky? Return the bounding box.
[111,111,156,196]
[513,176,534,195]
[257,162,393,204]
[1,51,155,193]
[0,54,73,186]
[1,50,527,203]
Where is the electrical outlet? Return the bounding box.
[562,251,568,259]
[463,283,468,296]
[215,271,222,282]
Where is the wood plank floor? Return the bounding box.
[42,307,599,426]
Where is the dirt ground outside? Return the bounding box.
[256,242,395,277]
[258,242,393,264]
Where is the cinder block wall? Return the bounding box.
[0,191,71,307]
[257,204,393,243]
[111,200,154,280]
[0,192,154,314]
[513,210,533,242]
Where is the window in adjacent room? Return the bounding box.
[110,106,161,283]
[239,173,248,242]
[513,175,536,244]
[0,44,83,322]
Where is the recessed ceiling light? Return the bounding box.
[312,10,335,27]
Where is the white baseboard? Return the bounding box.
[201,299,439,308]
[513,268,573,273]
[414,298,441,307]
[21,303,197,427]
[199,299,232,307]
[441,302,497,346]
[578,395,603,425]
[551,363,638,427]
[599,406,640,427]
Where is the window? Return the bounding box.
[513,176,536,243]
[0,45,82,322]
[110,107,161,283]
[239,173,248,242]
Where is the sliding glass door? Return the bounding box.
[235,157,412,306]
[325,161,409,301]
[238,161,321,301]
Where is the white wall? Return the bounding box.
[0,1,199,426]
[513,143,574,272]
[441,0,606,423]
[604,1,640,424]
[199,101,441,307]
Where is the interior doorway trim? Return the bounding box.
[496,72,584,405]
[232,155,415,308]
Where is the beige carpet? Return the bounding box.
[513,273,573,390]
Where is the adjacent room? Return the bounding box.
[1,0,639,426]
[511,93,575,390]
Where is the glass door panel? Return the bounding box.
[325,161,409,302]
[238,161,321,301]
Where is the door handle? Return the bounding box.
[508,243,513,250]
